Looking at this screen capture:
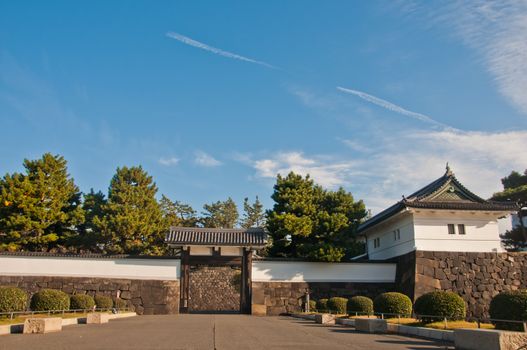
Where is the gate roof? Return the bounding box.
[165,227,268,248]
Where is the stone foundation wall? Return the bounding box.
[0,275,179,315]
[252,281,395,316]
[410,251,527,318]
[189,266,241,312]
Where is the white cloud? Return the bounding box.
[158,157,179,166]
[166,32,277,69]
[252,151,359,189]
[399,1,527,115]
[337,86,450,128]
[194,151,222,167]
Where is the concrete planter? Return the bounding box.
[336,318,355,327]
[315,313,336,325]
[23,318,62,334]
[387,323,454,342]
[355,318,387,333]
[454,328,527,350]
[87,313,110,324]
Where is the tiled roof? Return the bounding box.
[165,227,268,247]
[357,165,518,234]
[0,251,173,259]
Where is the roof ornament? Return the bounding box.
[445,162,453,176]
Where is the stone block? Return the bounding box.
[315,313,336,325]
[354,318,387,333]
[87,313,110,324]
[454,328,527,350]
[251,304,267,316]
[23,318,62,334]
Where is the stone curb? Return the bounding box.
[0,312,137,335]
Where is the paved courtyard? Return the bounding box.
[0,314,453,350]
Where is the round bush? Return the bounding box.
[94,295,113,309]
[489,290,527,331]
[308,300,317,312]
[114,298,127,309]
[327,297,348,314]
[414,291,466,322]
[30,289,70,311]
[70,294,95,310]
[374,292,412,316]
[0,287,28,313]
[317,298,328,313]
[347,296,373,315]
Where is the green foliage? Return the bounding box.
[374,292,412,316]
[94,295,113,309]
[96,166,165,255]
[201,197,239,228]
[317,298,329,313]
[73,189,107,252]
[327,297,348,314]
[347,296,373,315]
[70,294,95,310]
[30,289,70,311]
[414,291,466,322]
[114,298,127,309]
[0,287,28,312]
[266,172,367,261]
[308,300,317,312]
[240,196,265,228]
[160,195,198,228]
[489,290,527,331]
[492,169,527,250]
[0,153,84,251]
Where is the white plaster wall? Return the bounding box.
[0,256,180,280]
[252,261,396,283]
[413,211,504,253]
[189,246,212,256]
[220,247,242,256]
[366,212,416,260]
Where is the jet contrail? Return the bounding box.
[337,86,449,128]
[166,32,277,69]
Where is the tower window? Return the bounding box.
[458,224,466,235]
[448,224,455,235]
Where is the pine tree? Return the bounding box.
[160,195,198,227]
[201,197,239,228]
[492,169,527,250]
[0,153,84,251]
[96,166,165,255]
[75,189,107,252]
[266,172,367,262]
[240,196,265,228]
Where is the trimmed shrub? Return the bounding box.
[308,300,317,312]
[114,298,127,309]
[317,298,329,313]
[70,294,95,310]
[0,286,28,313]
[30,289,70,311]
[414,291,466,322]
[327,297,348,314]
[374,292,412,316]
[94,295,113,309]
[489,290,527,331]
[347,296,373,315]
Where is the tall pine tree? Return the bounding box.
[240,196,265,228]
[201,197,239,228]
[160,195,199,228]
[96,166,165,255]
[266,172,367,262]
[0,153,84,251]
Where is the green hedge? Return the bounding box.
[414,291,466,322]
[30,289,70,311]
[347,296,373,315]
[94,295,113,309]
[308,300,317,312]
[317,298,328,313]
[114,298,127,309]
[70,294,95,310]
[327,297,348,314]
[0,287,28,313]
[374,292,412,316]
[489,290,527,331]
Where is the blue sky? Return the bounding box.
[1,1,527,214]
